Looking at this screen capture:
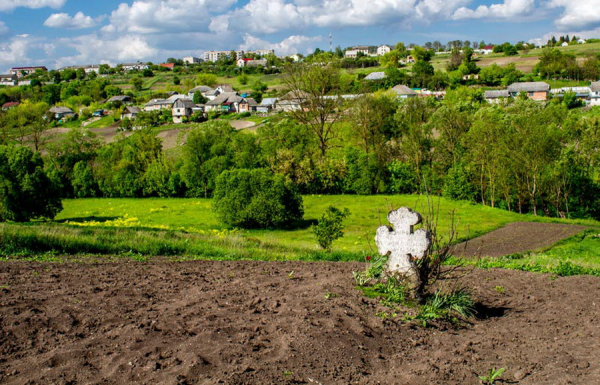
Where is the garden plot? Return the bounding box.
[0,260,599,384]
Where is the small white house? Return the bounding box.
[590,82,600,106]
[377,45,392,56]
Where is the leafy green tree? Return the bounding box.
[72,161,98,198]
[94,130,163,197]
[181,121,262,197]
[131,76,143,92]
[213,168,304,229]
[0,145,62,222]
[238,73,249,85]
[313,206,350,251]
[173,75,180,85]
[193,91,207,104]
[196,73,218,87]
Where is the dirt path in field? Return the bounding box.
[229,120,256,130]
[1,260,599,384]
[454,222,589,258]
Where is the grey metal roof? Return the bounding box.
[189,86,214,93]
[144,98,169,107]
[49,106,74,114]
[205,92,241,106]
[507,82,550,93]
[260,97,278,106]
[108,95,131,102]
[123,106,141,114]
[484,90,510,98]
[245,98,258,106]
[173,99,196,109]
[391,84,417,95]
[364,71,386,80]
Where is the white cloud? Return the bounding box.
[55,34,159,67]
[210,0,476,35]
[547,0,600,30]
[452,0,535,20]
[0,0,65,12]
[0,34,48,70]
[0,22,9,35]
[239,34,322,56]
[44,12,102,29]
[107,0,236,34]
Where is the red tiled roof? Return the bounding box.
[2,102,19,108]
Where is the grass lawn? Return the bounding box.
[52,195,598,255]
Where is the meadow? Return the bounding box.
[1,195,598,275]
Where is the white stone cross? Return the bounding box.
[375,207,431,280]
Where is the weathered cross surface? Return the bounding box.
[375,207,431,280]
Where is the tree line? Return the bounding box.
[1,62,600,223]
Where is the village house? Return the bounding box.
[237,59,267,68]
[204,93,246,113]
[121,106,141,120]
[345,46,370,58]
[550,86,592,104]
[276,90,309,112]
[0,74,17,86]
[257,97,277,113]
[288,54,302,62]
[484,90,510,103]
[143,94,190,112]
[391,84,417,99]
[9,66,48,78]
[589,82,600,106]
[58,65,100,74]
[477,46,495,55]
[108,95,132,104]
[507,82,550,101]
[2,102,20,110]
[120,62,150,71]
[377,45,392,56]
[172,99,196,123]
[49,106,75,120]
[188,86,219,101]
[159,63,175,70]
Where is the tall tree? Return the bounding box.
[281,62,346,157]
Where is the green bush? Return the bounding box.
[0,145,62,222]
[313,205,350,251]
[213,169,304,229]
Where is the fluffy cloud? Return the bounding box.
[210,0,476,35]
[0,0,65,12]
[547,0,600,30]
[55,34,159,67]
[239,34,322,56]
[44,12,102,29]
[0,22,9,35]
[107,0,236,34]
[452,0,535,20]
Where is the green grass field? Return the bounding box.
[1,195,598,273]
[54,195,596,250]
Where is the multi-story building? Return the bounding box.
[203,50,244,62]
[9,66,48,77]
[344,46,370,58]
[183,56,203,64]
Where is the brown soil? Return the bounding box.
[455,222,589,258]
[1,260,599,384]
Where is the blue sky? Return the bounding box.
[0,0,598,72]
